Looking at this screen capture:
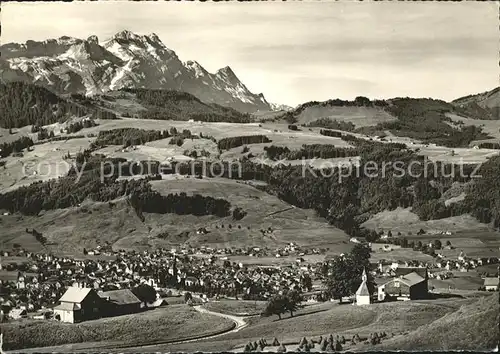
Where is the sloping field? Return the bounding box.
[0,126,35,144]
[361,207,489,234]
[203,300,267,316]
[417,145,500,164]
[369,248,435,263]
[0,137,93,193]
[220,131,353,161]
[150,177,349,249]
[151,298,461,353]
[446,113,500,139]
[295,106,397,128]
[2,305,233,351]
[88,118,269,140]
[378,294,499,351]
[0,176,348,253]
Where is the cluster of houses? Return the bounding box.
[1,240,497,323]
[83,243,324,259]
[0,246,318,323]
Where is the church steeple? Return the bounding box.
[355,267,371,305]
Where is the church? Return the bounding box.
[355,268,371,305]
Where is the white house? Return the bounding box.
[484,277,499,291]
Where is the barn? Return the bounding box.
[378,267,429,301]
[98,289,141,316]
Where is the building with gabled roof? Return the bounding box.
[98,289,141,316]
[53,287,103,323]
[484,277,499,291]
[378,267,429,301]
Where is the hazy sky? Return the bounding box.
[2,1,499,106]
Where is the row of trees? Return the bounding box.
[308,118,356,132]
[129,190,231,218]
[264,144,359,160]
[477,142,500,150]
[293,96,387,116]
[319,129,343,138]
[217,135,272,150]
[95,128,171,146]
[65,119,97,134]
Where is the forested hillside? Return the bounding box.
[121,88,253,123]
[376,98,491,147]
[0,82,116,128]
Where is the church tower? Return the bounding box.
[355,268,371,305]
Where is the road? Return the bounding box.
[139,305,250,347]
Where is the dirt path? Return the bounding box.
[157,305,249,345]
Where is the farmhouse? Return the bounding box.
[53,287,103,323]
[483,277,499,291]
[377,267,429,301]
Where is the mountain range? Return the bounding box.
[0,30,273,113]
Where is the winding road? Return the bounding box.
[134,305,250,348]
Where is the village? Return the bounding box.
[0,237,498,324]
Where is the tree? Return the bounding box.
[433,239,442,249]
[184,292,193,304]
[445,240,452,247]
[335,340,343,351]
[262,294,287,320]
[132,284,157,306]
[323,244,375,302]
[354,96,371,106]
[284,289,303,317]
[301,273,313,292]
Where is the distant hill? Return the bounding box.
[272,97,396,128]
[452,87,500,120]
[274,96,494,147]
[0,30,271,113]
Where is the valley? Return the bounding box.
[1,25,499,353]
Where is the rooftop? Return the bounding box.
[99,289,141,305]
[59,287,94,303]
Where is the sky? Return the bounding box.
[2,1,499,106]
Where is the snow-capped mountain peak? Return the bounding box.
[0,30,271,112]
[216,66,238,81]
